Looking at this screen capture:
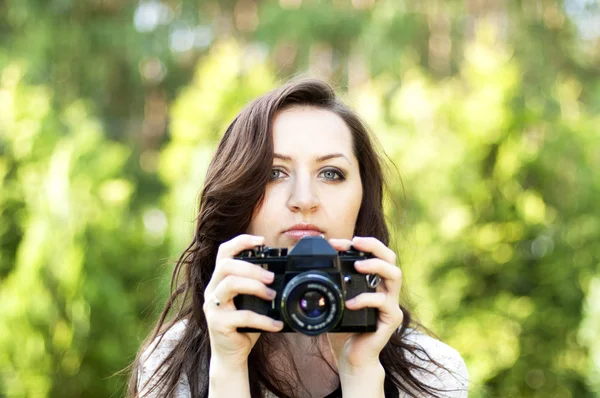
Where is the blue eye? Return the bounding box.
[269,168,286,181]
[268,168,345,182]
[320,168,345,181]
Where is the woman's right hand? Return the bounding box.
[203,234,284,368]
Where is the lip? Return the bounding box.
[284,223,325,240]
[285,223,324,233]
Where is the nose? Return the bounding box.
[287,173,319,213]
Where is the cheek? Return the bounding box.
[344,177,363,210]
[348,182,363,225]
[327,184,362,221]
[351,194,363,224]
[248,189,279,233]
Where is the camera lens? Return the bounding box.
[281,271,344,335]
[299,290,328,318]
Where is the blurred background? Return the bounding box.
[1,0,599,397]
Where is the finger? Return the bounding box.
[216,234,265,263]
[214,275,277,304]
[346,292,387,309]
[345,292,404,326]
[328,238,353,251]
[213,310,284,333]
[355,258,402,297]
[207,235,267,292]
[211,258,274,288]
[354,258,402,283]
[351,236,397,265]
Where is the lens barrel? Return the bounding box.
[281,272,344,335]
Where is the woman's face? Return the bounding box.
[247,106,363,249]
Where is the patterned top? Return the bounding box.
[138,320,469,397]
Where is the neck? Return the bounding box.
[263,333,340,398]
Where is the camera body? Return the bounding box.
[233,236,378,335]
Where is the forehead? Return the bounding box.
[271,107,354,156]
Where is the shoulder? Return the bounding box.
[401,329,469,397]
[138,320,190,397]
[140,320,188,364]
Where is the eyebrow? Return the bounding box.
[273,152,352,165]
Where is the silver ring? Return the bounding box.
[366,274,382,288]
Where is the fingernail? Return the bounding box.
[273,320,284,328]
[346,298,356,306]
[267,288,277,299]
[262,270,274,282]
[354,260,364,268]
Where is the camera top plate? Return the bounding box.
[234,236,375,269]
[235,236,374,260]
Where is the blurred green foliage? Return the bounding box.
[1,1,599,397]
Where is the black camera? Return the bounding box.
[233,236,379,335]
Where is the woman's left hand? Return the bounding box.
[326,236,404,373]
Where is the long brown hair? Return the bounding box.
[127,78,452,397]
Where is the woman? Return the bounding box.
[128,78,469,397]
